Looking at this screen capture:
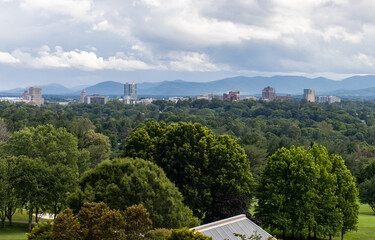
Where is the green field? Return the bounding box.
[11,210,48,223]
[333,204,375,240]
[0,223,28,240]
[1,205,375,240]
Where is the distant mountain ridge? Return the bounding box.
[2,75,375,97]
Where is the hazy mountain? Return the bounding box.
[2,75,375,97]
[327,87,375,98]
[83,81,124,95]
[1,83,74,95]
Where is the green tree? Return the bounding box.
[52,208,82,240]
[53,203,127,240]
[3,124,88,174]
[124,204,152,240]
[255,145,358,239]
[81,129,111,167]
[7,156,50,230]
[330,155,359,240]
[78,158,199,228]
[123,122,252,222]
[77,202,126,240]
[0,157,22,228]
[359,177,375,214]
[2,125,86,228]
[68,119,111,167]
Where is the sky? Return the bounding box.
[0,0,375,90]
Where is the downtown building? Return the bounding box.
[261,86,291,101]
[303,88,315,102]
[124,82,137,104]
[80,89,108,105]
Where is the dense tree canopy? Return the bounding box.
[78,157,199,228]
[123,121,252,222]
[1,99,375,180]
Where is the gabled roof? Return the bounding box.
[191,214,275,240]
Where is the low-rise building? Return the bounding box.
[84,94,109,104]
[223,91,240,101]
[317,95,341,104]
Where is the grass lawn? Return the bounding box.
[332,204,375,240]
[0,210,49,240]
[0,223,29,240]
[11,210,48,223]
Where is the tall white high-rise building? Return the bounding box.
[124,82,137,104]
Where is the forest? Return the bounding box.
[1,98,375,239]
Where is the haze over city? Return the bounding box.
[1,0,375,90]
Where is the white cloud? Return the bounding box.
[356,53,374,67]
[169,52,229,72]
[0,52,19,63]
[20,0,92,19]
[8,46,157,71]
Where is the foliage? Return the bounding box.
[146,229,172,240]
[26,222,53,240]
[78,158,199,228]
[166,228,212,240]
[53,203,126,240]
[81,129,111,167]
[255,144,359,239]
[52,208,82,240]
[1,125,86,229]
[0,157,21,228]
[359,178,375,214]
[3,124,89,174]
[1,99,375,181]
[124,204,152,240]
[123,121,252,222]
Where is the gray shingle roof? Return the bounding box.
[191,214,275,240]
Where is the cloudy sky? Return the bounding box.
[0,0,374,89]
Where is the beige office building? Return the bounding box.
[29,87,44,106]
[303,88,315,102]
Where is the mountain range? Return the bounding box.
[2,75,375,98]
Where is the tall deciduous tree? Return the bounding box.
[68,119,111,167]
[78,158,199,228]
[2,124,87,228]
[123,121,252,222]
[4,124,88,173]
[255,145,358,239]
[7,156,50,230]
[0,158,22,228]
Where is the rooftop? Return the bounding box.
[191,214,275,240]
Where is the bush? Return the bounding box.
[166,228,212,240]
[146,228,172,240]
[26,222,53,240]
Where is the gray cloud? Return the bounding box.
[1,0,375,89]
